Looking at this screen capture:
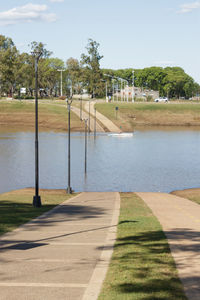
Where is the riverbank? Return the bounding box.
[3,100,200,133]
[0,100,84,132]
[95,102,200,131]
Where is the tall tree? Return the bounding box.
[81,39,104,98]
[0,35,19,97]
[66,57,82,94]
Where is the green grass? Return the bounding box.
[95,102,200,130]
[0,101,66,115]
[96,102,200,114]
[0,189,74,236]
[98,193,187,300]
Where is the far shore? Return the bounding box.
[2,100,200,132]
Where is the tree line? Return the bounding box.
[0,34,199,99]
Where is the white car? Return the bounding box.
[154,97,169,103]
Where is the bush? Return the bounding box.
[147,95,153,102]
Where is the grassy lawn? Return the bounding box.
[0,100,84,131]
[0,188,75,236]
[95,102,200,131]
[98,193,187,300]
[171,188,200,205]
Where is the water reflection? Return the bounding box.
[0,128,200,193]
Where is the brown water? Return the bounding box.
[0,127,200,193]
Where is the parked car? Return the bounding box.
[154,97,169,103]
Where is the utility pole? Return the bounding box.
[132,70,135,103]
[58,69,63,96]
[84,119,88,173]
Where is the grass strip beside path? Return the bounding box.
[0,188,75,236]
[98,193,187,300]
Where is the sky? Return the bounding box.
[0,0,200,82]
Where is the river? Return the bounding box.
[0,127,200,194]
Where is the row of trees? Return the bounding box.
[0,34,199,99]
[102,67,200,99]
[0,35,104,98]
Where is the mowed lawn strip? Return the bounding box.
[0,188,75,236]
[98,193,187,300]
[171,188,200,205]
[95,102,200,131]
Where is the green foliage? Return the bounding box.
[81,39,104,98]
[102,66,200,99]
[0,34,199,101]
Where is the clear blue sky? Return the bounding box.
[0,0,200,82]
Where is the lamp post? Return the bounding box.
[57,69,63,97]
[94,107,96,138]
[101,80,108,102]
[80,95,83,120]
[32,50,42,207]
[88,99,91,133]
[66,97,73,194]
[132,70,135,103]
[121,79,123,102]
[84,119,88,173]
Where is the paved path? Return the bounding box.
[71,105,104,132]
[136,192,200,300]
[84,101,122,133]
[0,192,120,300]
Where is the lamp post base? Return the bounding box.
[67,187,72,194]
[33,195,42,207]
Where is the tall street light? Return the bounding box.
[101,79,108,101]
[80,94,83,120]
[57,69,63,97]
[88,99,91,133]
[94,107,96,138]
[132,70,135,103]
[66,97,73,194]
[32,50,42,207]
[84,119,88,173]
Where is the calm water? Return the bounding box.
[1,128,200,193]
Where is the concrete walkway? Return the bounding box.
[71,105,104,132]
[0,192,120,300]
[84,101,122,133]
[136,192,200,300]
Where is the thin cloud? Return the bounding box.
[179,1,200,13]
[0,3,57,26]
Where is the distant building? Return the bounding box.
[116,87,159,100]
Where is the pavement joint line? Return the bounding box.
[12,258,98,263]
[0,283,88,288]
[37,242,103,246]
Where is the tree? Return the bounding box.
[81,39,104,98]
[66,57,82,94]
[0,35,19,97]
